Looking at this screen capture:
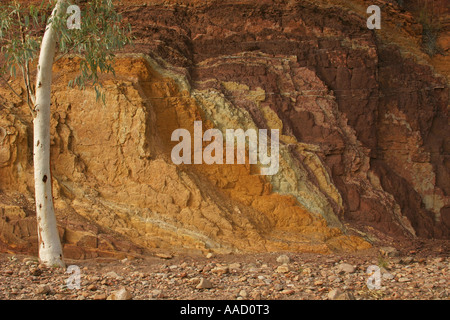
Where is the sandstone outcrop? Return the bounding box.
[0,0,448,259]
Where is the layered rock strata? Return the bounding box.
[0,0,448,258]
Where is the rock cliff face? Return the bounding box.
[0,0,448,259]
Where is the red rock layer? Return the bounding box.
[122,0,449,238]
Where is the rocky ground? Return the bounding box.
[0,240,448,300]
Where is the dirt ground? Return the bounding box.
[0,238,448,300]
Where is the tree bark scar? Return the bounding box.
[43,175,48,183]
[38,226,44,248]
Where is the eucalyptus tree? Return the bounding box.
[0,0,132,267]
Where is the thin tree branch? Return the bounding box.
[54,37,90,63]
[0,74,22,101]
[20,65,35,115]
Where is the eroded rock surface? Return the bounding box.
[0,0,448,259]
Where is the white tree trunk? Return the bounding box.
[34,0,65,268]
